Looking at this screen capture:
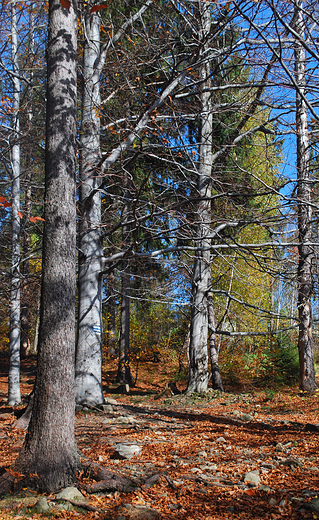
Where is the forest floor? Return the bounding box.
[0,355,319,519]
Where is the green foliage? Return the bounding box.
[219,333,299,388]
[256,334,299,386]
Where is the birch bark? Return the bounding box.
[75,7,104,405]
[294,0,317,392]
[8,0,21,406]
[187,2,212,393]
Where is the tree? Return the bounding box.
[186,1,213,394]
[11,0,79,492]
[294,0,317,391]
[75,3,104,406]
[8,0,21,406]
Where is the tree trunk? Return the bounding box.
[294,0,317,392]
[116,170,133,386]
[106,269,116,356]
[75,6,104,406]
[14,0,79,492]
[187,2,212,394]
[208,289,224,391]
[8,0,21,406]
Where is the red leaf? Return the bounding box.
[4,201,12,208]
[60,0,71,9]
[90,4,108,13]
[18,211,23,218]
[244,489,256,496]
[0,196,6,203]
[29,216,45,223]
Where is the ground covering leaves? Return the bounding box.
[0,356,319,519]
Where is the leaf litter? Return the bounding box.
[0,356,319,519]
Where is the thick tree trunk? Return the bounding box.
[14,0,79,492]
[75,7,104,406]
[187,2,211,394]
[294,0,317,392]
[8,0,21,406]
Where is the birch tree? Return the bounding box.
[75,4,104,406]
[187,1,213,394]
[8,0,21,406]
[294,0,317,391]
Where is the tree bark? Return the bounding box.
[294,0,317,392]
[8,0,21,406]
[14,0,79,492]
[208,289,224,391]
[116,169,133,386]
[187,2,212,394]
[75,6,104,406]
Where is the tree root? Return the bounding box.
[0,457,135,497]
[81,459,136,493]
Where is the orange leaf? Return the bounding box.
[29,216,45,223]
[90,4,108,12]
[4,201,12,207]
[18,211,23,218]
[0,196,7,203]
[60,0,71,9]
[244,489,256,496]
[8,469,24,479]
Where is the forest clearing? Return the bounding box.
[1,355,319,520]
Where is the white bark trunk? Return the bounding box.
[294,0,317,391]
[8,0,21,406]
[187,2,212,394]
[75,8,104,405]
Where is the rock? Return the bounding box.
[259,485,272,492]
[112,444,142,460]
[112,415,137,424]
[227,506,235,513]
[244,471,261,487]
[198,451,207,458]
[56,487,85,501]
[216,437,227,443]
[280,457,303,469]
[34,497,50,513]
[269,498,277,506]
[100,404,113,413]
[104,398,119,405]
[117,504,159,519]
[75,405,83,412]
[275,442,285,452]
[241,413,253,422]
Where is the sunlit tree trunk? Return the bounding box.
[8,0,21,406]
[294,0,317,392]
[187,2,212,393]
[15,0,79,491]
[75,6,104,406]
